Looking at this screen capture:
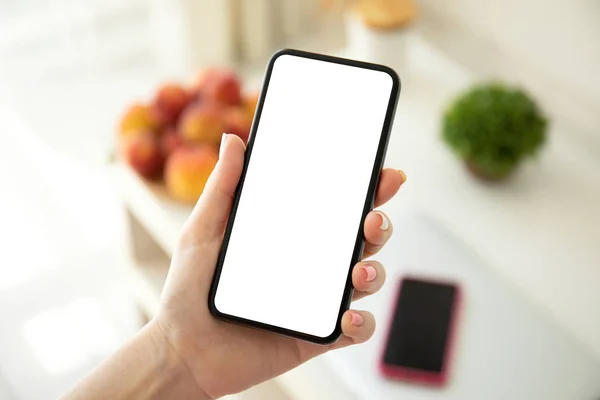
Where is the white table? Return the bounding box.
[315,211,600,399]
[112,39,600,399]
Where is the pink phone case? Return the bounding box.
[378,276,462,386]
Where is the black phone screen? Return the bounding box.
[383,279,458,372]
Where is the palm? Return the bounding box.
[199,318,322,396]
[159,241,333,398]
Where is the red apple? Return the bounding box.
[165,145,219,203]
[243,91,260,120]
[119,103,161,137]
[152,83,191,126]
[179,102,225,145]
[119,131,164,179]
[160,128,184,158]
[194,68,242,106]
[223,106,252,143]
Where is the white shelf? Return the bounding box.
[112,163,190,257]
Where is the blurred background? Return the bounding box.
[0,0,599,399]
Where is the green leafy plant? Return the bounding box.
[442,83,548,180]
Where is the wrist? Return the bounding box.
[145,319,211,400]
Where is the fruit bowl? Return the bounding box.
[117,68,259,203]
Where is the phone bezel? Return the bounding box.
[379,276,463,385]
[208,48,401,345]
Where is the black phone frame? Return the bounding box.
[208,48,401,345]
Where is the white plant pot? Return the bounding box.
[345,11,413,72]
[150,0,234,77]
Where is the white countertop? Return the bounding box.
[281,212,600,399]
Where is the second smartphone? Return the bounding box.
[380,277,462,385]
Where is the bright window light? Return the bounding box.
[23,297,120,375]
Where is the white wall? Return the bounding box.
[420,0,600,146]
[431,0,600,97]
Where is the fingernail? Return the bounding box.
[219,133,229,156]
[376,211,389,231]
[351,312,364,327]
[398,169,407,184]
[363,265,377,282]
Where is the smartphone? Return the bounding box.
[380,277,462,386]
[208,49,400,344]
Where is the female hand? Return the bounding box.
[154,133,406,399]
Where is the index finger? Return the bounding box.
[374,169,406,208]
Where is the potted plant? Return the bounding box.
[442,83,548,181]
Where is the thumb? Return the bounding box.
[182,133,246,244]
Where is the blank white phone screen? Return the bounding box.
[214,54,394,338]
